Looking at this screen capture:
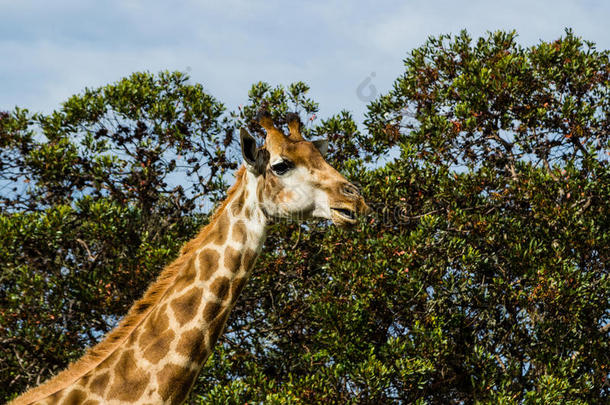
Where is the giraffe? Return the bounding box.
[11,110,369,405]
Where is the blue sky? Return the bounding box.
[1,0,609,125]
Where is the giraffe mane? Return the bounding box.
[10,166,248,405]
[180,166,247,255]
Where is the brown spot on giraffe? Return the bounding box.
[82,400,100,405]
[170,287,203,326]
[264,174,280,200]
[142,329,175,364]
[224,246,242,273]
[199,249,220,281]
[232,220,247,244]
[213,212,230,245]
[78,373,90,389]
[171,253,198,293]
[207,311,230,347]
[62,389,86,405]
[209,276,231,301]
[88,372,109,396]
[230,276,248,303]
[176,327,206,361]
[156,363,198,404]
[242,248,257,271]
[106,350,149,402]
[203,301,223,323]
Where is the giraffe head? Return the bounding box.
[240,110,369,227]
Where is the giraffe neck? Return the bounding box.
[13,166,269,405]
[110,166,268,403]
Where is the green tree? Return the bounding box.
[0,71,230,399]
[360,29,609,402]
[194,30,609,404]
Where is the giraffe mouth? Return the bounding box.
[331,207,357,223]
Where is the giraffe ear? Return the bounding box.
[240,128,258,166]
[312,139,329,157]
[240,128,268,175]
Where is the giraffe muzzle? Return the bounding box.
[332,207,357,221]
[330,184,370,226]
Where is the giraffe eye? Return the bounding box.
[271,160,294,175]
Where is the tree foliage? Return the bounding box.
[1,30,609,403]
[0,71,228,398]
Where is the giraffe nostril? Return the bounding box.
[342,184,360,197]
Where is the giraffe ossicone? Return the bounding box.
[12,110,369,405]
